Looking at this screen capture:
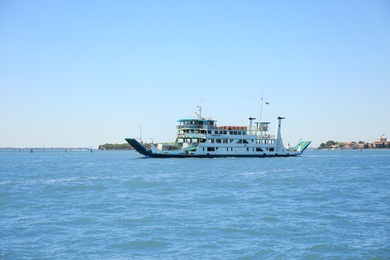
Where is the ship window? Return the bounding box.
[246,148,249,151]
[243,140,249,144]
[270,148,274,151]
[234,131,237,135]
[238,131,242,135]
[256,148,263,152]
[207,147,215,152]
[200,139,206,143]
[223,139,228,144]
[216,139,221,143]
[237,139,243,144]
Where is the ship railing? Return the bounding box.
[177,125,202,129]
[177,125,215,130]
[257,134,275,139]
[177,133,205,138]
[217,126,248,130]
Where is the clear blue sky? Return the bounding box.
[1,0,389,148]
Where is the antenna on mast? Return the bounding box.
[258,96,264,130]
[195,99,203,119]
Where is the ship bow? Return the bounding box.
[125,138,152,156]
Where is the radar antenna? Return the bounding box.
[195,100,203,119]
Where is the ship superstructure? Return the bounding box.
[125,105,310,158]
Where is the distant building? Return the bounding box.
[358,143,366,149]
[345,141,358,149]
[370,134,389,149]
[319,135,389,150]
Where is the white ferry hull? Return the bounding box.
[125,138,311,158]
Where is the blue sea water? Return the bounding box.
[1,150,389,259]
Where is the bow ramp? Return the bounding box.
[294,140,311,152]
[125,138,152,156]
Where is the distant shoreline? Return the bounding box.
[0,148,94,152]
[316,148,390,151]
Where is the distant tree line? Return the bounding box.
[98,142,152,150]
[319,140,344,149]
[98,143,133,150]
[318,140,370,149]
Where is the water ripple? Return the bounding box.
[0,150,389,258]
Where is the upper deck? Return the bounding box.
[176,117,274,139]
[177,118,216,130]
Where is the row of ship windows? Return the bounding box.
[204,147,275,152]
[204,139,274,145]
[179,130,248,135]
[179,138,274,145]
[180,121,214,126]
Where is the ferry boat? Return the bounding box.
[125,105,311,158]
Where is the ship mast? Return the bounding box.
[258,96,269,130]
[258,96,264,130]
